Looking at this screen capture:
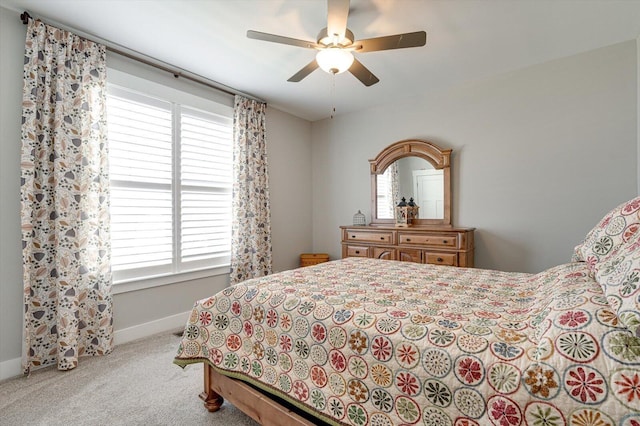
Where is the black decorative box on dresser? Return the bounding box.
[340,225,474,267]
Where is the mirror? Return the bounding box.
[370,139,451,226]
[376,158,444,219]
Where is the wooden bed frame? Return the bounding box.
[200,363,321,426]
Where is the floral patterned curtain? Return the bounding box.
[230,96,272,284]
[20,19,112,373]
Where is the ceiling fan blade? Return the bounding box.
[327,0,350,41]
[355,31,427,53]
[287,59,319,82]
[247,30,319,49]
[349,58,379,87]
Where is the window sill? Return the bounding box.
[112,265,230,295]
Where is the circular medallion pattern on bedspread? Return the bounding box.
[572,196,640,340]
[175,257,640,425]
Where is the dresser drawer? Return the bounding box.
[398,248,422,263]
[346,245,370,257]
[425,252,458,266]
[346,230,394,244]
[399,233,457,248]
[372,247,396,260]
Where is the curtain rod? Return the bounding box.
[19,11,265,104]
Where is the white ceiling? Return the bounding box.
[2,0,640,121]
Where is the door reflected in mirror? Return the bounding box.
[376,157,444,220]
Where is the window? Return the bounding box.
[107,85,232,285]
[377,167,395,219]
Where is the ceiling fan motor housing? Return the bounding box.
[317,27,355,47]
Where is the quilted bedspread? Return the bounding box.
[174,257,640,426]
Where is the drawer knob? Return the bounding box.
[406,238,411,242]
[437,257,443,262]
[355,250,360,254]
[443,240,448,244]
[380,237,385,240]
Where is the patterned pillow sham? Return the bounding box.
[593,226,640,338]
[572,196,640,272]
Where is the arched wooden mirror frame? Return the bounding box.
[369,139,452,226]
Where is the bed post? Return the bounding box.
[199,363,224,412]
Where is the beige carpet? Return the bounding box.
[0,332,259,426]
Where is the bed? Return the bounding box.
[174,197,640,426]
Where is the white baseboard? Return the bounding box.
[0,356,22,381]
[114,310,190,346]
[0,311,190,381]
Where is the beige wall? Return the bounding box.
[267,108,314,272]
[0,6,312,377]
[311,40,638,273]
[0,6,26,376]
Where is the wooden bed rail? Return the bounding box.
[200,363,319,426]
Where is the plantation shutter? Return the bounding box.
[107,86,232,283]
[377,168,394,219]
[108,90,174,280]
[180,108,232,268]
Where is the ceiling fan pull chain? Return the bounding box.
[330,72,336,119]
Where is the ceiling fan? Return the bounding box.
[247,0,426,87]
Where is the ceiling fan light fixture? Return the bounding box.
[316,47,354,74]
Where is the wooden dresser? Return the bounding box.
[340,225,475,267]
